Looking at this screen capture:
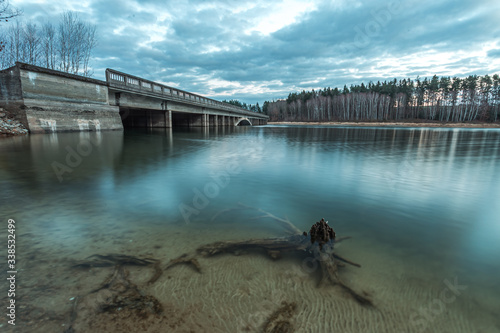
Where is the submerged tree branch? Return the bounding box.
[72,208,373,310]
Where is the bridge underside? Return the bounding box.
[119,108,264,128]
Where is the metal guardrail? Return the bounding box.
[105,69,268,118]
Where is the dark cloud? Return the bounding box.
[488,49,500,58]
[4,0,500,104]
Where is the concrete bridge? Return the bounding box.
[0,62,268,133]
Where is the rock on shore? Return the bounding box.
[0,109,29,136]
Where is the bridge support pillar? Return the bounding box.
[147,111,153,127]
[166,110,172,128]
[202,114,208,127]
[214,115,218,127]
[141,110,171,128]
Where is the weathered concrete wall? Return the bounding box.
[0,66,29,127]
[0,66,23,102]
[112,92,163,110]
[167,101,204,114]
[19,67,109,105]
[25,104,122,133]
[0,63,123,133]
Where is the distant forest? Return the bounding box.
[263,75,500,123]
[222,99,262,113]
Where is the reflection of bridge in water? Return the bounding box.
[0,63,268,133]
[106,69,268,128]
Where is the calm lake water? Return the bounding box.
[1,125,499,332]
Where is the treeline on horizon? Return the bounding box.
[222,99,262,113]
[263,75,500,123]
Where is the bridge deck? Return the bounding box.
[106,69,267,119]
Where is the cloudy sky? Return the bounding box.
[8,0,500,104]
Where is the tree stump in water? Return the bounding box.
[196,216,373,307]
[309,218,335,250]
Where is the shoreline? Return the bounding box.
[267,121,500,128]
[0,109,29,136]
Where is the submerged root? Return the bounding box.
[318,259,373,307]
[96,266,163,315]
[197,235,309,257]
[72,254,158,268]
[69,208,374,322]
[147,261,163,285]
[65,265,164,332]
[73,254,162,286]
[332,253,361,268]
[201,211,373,307]
[262,301,297,333]
[164,253,202,273]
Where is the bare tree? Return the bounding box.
[0,0,22,52]
[58,11,73,72]
[23,22,39,65]
[0,21,29,67]
[41,22,56,69]
[81,23,96,76]
[5,21,25,64]
[0,0,21,21]
[0,10,97,76]
[58,11,97,76]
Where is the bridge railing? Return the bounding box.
[105,69,267,118]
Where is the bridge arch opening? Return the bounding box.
[236,118,252,126]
